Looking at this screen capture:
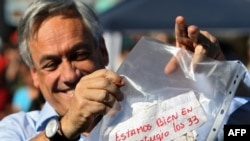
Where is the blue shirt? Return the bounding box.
[0,102,85,141]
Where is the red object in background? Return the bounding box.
[0,56,10,111]
[9,31,18,45]
[0,56,8,73]
[0,88,10,111]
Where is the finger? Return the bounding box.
[200,31,225,60]
[101,92,116,107]
[165,16,189,74]
[84,92,116,117]
[189,32,212,72]
[175,16,187,39]
[77,77,124,101]
[175,16,188,47]
[200,30,217,43]
[175,16,193,49]
[190,44,206,72]
[73,91,113,115]
[187,25,199,51]
[166,16,189,74]
[83,69,125,86]
[190,31,225,71]
[87,91,121,114]
[197,31,221,59]
[164,55,179,74]
[81,90,114,108]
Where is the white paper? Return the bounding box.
[108,91,207,141]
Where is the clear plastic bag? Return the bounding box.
[86,37,247,141]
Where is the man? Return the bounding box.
[0,0,231,140]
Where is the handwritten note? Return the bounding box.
[108,91,207,141]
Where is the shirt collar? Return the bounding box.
[35,102,59,131]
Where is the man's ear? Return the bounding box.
[99,37,109,66]
[30,68,39,88]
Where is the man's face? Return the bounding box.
[28,15,107,115]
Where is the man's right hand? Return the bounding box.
[60,69,125,139]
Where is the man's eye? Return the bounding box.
[72,51,90,61]
[41,61,59,71]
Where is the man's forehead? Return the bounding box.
[28,15,96,55]
[30,14,85,40]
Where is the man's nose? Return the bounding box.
[61,61,78,83]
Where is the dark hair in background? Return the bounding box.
[29,90,45,111]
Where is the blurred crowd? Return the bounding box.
[0,30,45,120]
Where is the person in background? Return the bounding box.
[1,43,21,92]
[11,61,40,112]
[0,44,11,119]
[0,0,245,141]
[0,43,20,119]
[28,90,45,111]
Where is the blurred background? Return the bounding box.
[1,0,250,119]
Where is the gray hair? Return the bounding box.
[18,0,104,67]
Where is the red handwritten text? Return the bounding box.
[155,112,178,127]
[115,124,152,141]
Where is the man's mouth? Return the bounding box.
[60,89,75,98]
